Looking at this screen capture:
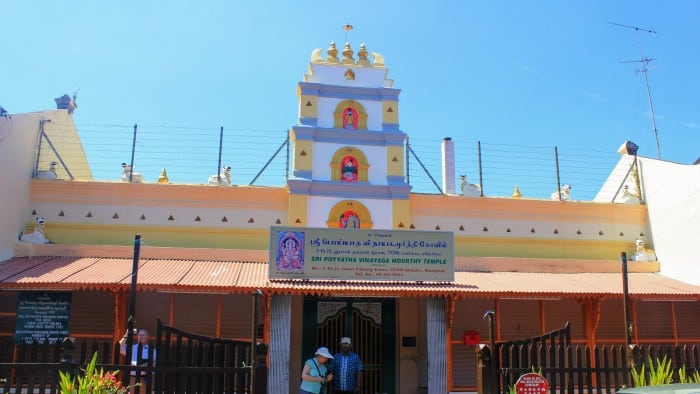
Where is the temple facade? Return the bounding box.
[1,39,699,394]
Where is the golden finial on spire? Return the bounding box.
[512,185,522,198]
[327,41,339,63]
[357,43,370,66]
[342,42,354,64]
[158,168,169,184]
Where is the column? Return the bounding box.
[427,297,447,393]
[268,294,292,393]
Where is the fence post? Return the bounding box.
[217,126,224,184]
[554,146,561,200]
[477,141,484,196]
[406,136,410,185]
[254,343,268,394]
[60,337,77,383]
[128,124,138,183]
[477,345,499,394]
[627,344,642,387]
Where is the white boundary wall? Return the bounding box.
[0,112,43,260]
[640,157,700,285]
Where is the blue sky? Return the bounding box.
[3,1,699,198]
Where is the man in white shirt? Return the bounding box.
[119,328,156,394]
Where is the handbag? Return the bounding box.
[312,359,326,394]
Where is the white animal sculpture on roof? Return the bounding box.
[121,163,143,183]
[551,184,572,201]
[631,239,657,262]
[621,184,641,204]
[208,166,231,186]
[19,217,51,244]
[36,161,58,179]
[459,175,481,197]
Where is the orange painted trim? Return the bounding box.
[113,291,123,343]
[216,295,222,338]
[540,300,545,333]
[631,300,638,343]
[455,255,659,273]
[14,243,269,261]
[495,299,501,341]
[169,294,175,326]
[670,302,678,345]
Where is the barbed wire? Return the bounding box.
[39,123,623,201]
[405,137,620,200]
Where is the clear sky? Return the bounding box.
[2,1,699,199]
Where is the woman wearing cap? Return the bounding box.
[300,346,334,394]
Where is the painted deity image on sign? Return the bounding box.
[276,231,305,270]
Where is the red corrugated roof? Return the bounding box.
[1,256,699,299]
[129,259,196,287]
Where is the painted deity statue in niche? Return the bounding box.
[340,211,360,229]
[343,107,358,130]
[341,156,358,182]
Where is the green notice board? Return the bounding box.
[14,292,72,344]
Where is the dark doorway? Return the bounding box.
[303,296,396,394]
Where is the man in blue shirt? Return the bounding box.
[328,337,363,394]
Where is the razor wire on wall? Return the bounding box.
[38,122,621,201]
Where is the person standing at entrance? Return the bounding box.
[300,346,334,394]
[120,328,156,394]
[328,337,363,394]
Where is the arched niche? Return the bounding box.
[326,200,374,229]
[344,69,355,80]
[333,100,368,130]
[331,147,369,182]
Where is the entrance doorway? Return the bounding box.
[303,296,396,394]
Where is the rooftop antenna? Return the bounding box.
[609,21,661,159]
[343,22,353,42]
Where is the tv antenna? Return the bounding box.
[609,21,661,159]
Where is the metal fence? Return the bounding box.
[36,122,624,201]
[477,321,700,394]
[0,321,268,394]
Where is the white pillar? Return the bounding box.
[427,297,447,393]
[269,294,292,393]
[442,137,456,195]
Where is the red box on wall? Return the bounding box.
[463,330,480,345]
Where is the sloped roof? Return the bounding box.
[1,256,698,300]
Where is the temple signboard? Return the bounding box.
[14,292,72,344]
[269,226,454,281]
